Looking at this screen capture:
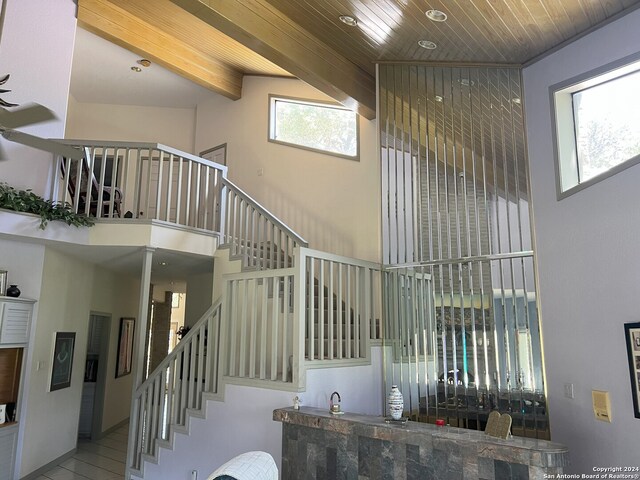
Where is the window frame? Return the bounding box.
[550,52,640,199]
[267,94,360,161]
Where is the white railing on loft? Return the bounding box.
[127,301,222,474]
[50,141,308,270]
[298,247,382,364]
[220,178,307,269]
[52,141,227,231]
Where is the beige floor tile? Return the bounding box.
[77,443,127,463]
[94,437,128,453]
[41,466,91,480]
[40,424,128,480]
[59,458,122,480]
[72,450,125,475]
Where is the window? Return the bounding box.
[552,54,640,198]
[268,95,359,160]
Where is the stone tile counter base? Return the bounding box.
[273,407,569,480]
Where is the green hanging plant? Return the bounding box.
[0,182,94,229]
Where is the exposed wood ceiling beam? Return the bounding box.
[170,0,376,119]
[78,0,243,100]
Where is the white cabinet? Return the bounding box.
[0,422,18,480]
[0,298,35,345]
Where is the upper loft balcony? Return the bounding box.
[1,140,306,266]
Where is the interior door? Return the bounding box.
[78,314,110,440]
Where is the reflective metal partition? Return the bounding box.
[379,64,548,439]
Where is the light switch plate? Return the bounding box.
[564,383,574,399]
[592,390,612,422]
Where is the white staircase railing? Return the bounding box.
[220,178,307,269]
[221,247,382,389]
[223,268,298,387]
[125,251,382,474]
[128,301,222,474]
[299,247,382,364]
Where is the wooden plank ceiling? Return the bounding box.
[79,0,639,118]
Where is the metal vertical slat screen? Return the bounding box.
[380,64,547,439]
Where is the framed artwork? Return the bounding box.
[623,322,640,418]
[50,332,76,391]
[0,269,7,295]
[116,317,135,378]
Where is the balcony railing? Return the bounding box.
[51,141,307,264]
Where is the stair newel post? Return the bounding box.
[292,247,306,388]
[126,246,155,479]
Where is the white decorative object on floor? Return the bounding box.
[207,451,278,480]
[388,385,404,420]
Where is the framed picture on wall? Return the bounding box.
[50,332,76,391]
[116,317,135,378]
[624,322,640,418]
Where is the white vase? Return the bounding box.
[387,385,404,420]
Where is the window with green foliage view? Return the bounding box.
[552,55,640,198]
[268,96,358,159]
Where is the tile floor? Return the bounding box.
[34,424,128,480]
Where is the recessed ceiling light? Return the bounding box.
[418,40,437,50]
[339,15,358,26]
[426,9,447,22]
[458,78,475,87]
[159,261,168,266]
[512,98,522,104]
[131,66,142,72]
[435,95,444,102]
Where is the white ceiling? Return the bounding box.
[46,243,214,294]
[69,28,217,108]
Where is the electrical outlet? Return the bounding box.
[564,383,574,399]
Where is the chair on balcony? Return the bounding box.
[60,148,122,217]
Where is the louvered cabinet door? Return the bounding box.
[0,424,18,480]
[0,299,35,345]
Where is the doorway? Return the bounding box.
[78,313,111,440]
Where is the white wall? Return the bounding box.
[140,347,384,480]
[195,76,381,263]
[184,270,214,328]
[523,9,640,472]
[66,96,197,154]
[0,0,77,196]
[20,248,95,477]
[91,269,140,432]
